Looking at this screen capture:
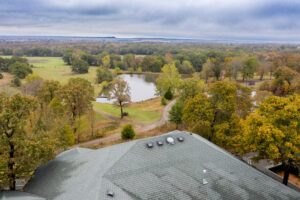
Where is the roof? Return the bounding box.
[21,130,300,200]
[0,191,45,200]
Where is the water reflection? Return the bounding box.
[96,74,159,103]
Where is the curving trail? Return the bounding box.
[72,99,176,148]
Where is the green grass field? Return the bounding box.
[93,102,161,123]
[1,56,98,84]
[28,57,97,84]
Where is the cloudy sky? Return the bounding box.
[0,0,300,41]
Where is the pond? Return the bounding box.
[96,73,160,103]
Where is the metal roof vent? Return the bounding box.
[166,137,175,144]
[202,170,208,185]
[177,137,184,142]
[157,141,163,146]
[106,190,114,197]
[146,142,154,148]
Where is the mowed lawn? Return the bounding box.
[93,98,163,123]
[25,57,98,84]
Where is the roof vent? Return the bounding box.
[157,141,163,146]
[106,190,114,197]
[166,137,175,144]
[146,142,154,148]
[202,170,208,185]
[177,137,184,142]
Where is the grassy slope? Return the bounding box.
[93,98,163,123]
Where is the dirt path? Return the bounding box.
[73,99,176,148]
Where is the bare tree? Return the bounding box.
[108,78,131,118]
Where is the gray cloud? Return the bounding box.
[0,0,300,41]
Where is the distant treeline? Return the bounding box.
[1,41,300,58]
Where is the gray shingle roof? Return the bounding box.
[23,130,300,200]
[0,191,46,200]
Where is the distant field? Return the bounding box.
[1,56,98,84]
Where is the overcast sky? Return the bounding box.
[0,0,300,41]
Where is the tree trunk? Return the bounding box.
[260,73,264,81]
[282,164,290,185]
[120,102,123,119]
[8,142,16,190]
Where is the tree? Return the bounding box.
[176,60,195,74]
[242,57,259,81]
[71,58,89,74]
[8,61,32,79]
[201,59,213,83]
[156,63,181,95]
[210,58,223,81]
[60,78,94,122]
[237,95,300,185]
[123,54,135,70]
[260,66,299,96]
[37,80,61,104]
[183,93,214,139]
[161,97,167,105]
[256,61,270,80]
[62,48,74,65]
[121,124,135,139]
[96,66,113,84]
[102,55,111,68]
[164,88,173,100]
[22,74,43,96]
[58,125,74,149]
[183,81,251,148]
[0,93,58,190]
[179,77,205,102]
[169,101,184,128]
[107,79,131,118]
[25,74,42,82]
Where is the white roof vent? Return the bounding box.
[107,190,114,197]
[166,137,175,144]
[203,169,208,185]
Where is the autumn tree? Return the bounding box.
[37,80,61,104]
[259,66,299,96]
[22,74,43,96]
[60,78,94,122]
[201,59,213,83]
[107,78,131,118]
[183,93,214,139]
[156,63,181,96]
[237,95,300,185]
[183,81,252,148]
[179,76,205,102]
[0,93,58,190]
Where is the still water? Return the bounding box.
[96,74,159,103]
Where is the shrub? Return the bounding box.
[8,61,32,79]
[96,67,113,83]
[164,88,173,100]
[0,73,3,79]
[97,130,105,138]
[121,124,135,140]
[161,96,167,105]
[12,77,21,87]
